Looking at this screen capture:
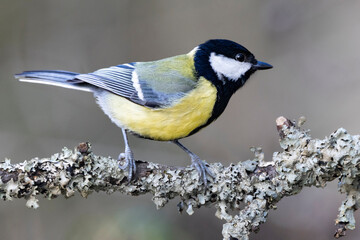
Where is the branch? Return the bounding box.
[1,116,360,240]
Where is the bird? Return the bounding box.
[15,39,272,186]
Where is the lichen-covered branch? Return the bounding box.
[1,116,360,240]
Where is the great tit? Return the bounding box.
[15,39,272,185]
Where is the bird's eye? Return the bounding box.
[235,53,245,62]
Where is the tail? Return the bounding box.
[15,70,93,92]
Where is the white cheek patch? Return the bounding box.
[209,53,252,81]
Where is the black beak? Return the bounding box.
[253,61,273,70]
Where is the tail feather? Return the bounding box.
[15,70,93,92]
[15,70,79,81]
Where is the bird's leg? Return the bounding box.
[118,128,136,181]
[173,140,214,186]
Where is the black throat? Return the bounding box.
[210,69,255,119]
[188,49,255,136]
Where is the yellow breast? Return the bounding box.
[96,77,217,141]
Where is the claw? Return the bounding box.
[118,148,136,181]
[119,128,136,182]
[191,155,214,187]
[173,140,214,188]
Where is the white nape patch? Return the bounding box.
[19,78,93,92]
[131,71,144,100]
[187,46,199,57]
[209,53,252,82]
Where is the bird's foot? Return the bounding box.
[118,147,136,181]
[190,155,215,188]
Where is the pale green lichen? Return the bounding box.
[26,195,39,209]
[1,119,360,239]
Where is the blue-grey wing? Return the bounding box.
[75,61,197,108]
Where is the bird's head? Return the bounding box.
[193,39,272,90]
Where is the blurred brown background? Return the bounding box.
[1,0,360,239]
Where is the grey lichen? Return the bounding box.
[1,117,360,239]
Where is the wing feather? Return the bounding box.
[75,55,198,108]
